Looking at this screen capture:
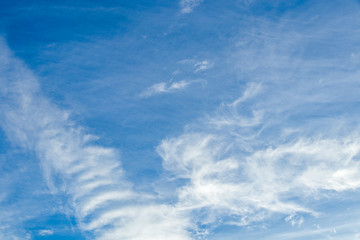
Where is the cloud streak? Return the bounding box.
[39,229,54,236]
[194,60,212,73]
[0,39,193,240]
[139,79,204,98]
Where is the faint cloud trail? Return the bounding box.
[139,79,205,98]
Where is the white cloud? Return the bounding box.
[0,39,194,240]
[229,82,262,107]
[157,3,360,224]
[178,59,213,73]
[166,3,360,235]
[179,0,204,14]
[194,60,212,72]
[285,214,304,227]
[87,205,192,240]
[158,94,360,229]
[39,229,54,236]
[0,225,31,240]
[274,221,360,240]
[139,79,204,98]
[2,1,360,239]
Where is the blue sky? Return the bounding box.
[1,0,360,239]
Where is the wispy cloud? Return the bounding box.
[2,0,360,239]
[139,79,204,98]
[157,85,360,229]
[194,60,212,72]
[0,39,193,240]
[38,229,54,236]
[157,1,360,235]
[179,0,204,14]
[179,59,213,73]
[285,214,304,227]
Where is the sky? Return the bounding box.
[1,0,360,239]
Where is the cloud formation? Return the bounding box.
[1,0,360,239]
[157,83,360,229]
[156,1,360,233]
[0,39,193,240]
